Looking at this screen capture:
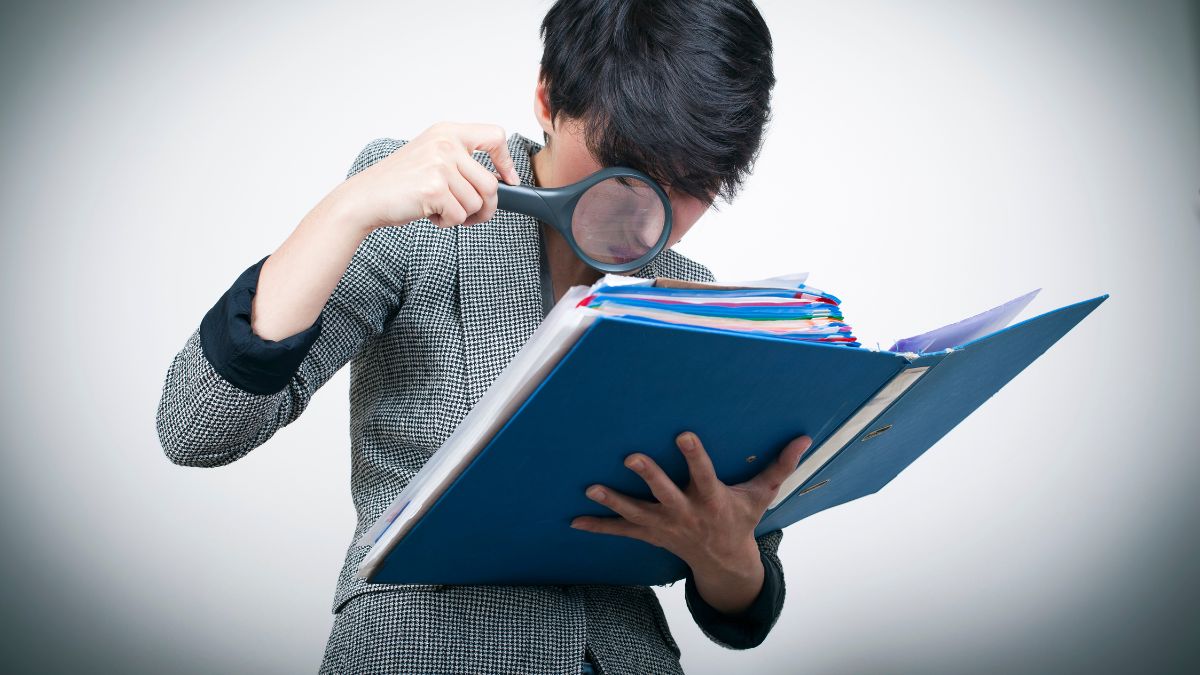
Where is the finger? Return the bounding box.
[455,123,520,185]
[456,153,500,226]
[570,515,655,544]
[428,186,468,229]
[584,484,656,525]
[746,435,812,498]
[443,168,485,226]
[676,431,723,499]
[623,453,686,509]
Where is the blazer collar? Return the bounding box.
[456,132,699,404]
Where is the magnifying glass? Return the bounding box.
[496,166,673,274]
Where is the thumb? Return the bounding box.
[458,123,520,186]
[750,435,812,496]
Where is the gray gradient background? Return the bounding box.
[1,1,1197,673]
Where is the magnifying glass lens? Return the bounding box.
[571,176,666,265]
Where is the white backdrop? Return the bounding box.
[1,1,1197,673]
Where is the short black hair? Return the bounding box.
[539,0,775,205]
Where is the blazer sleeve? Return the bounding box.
[684,528,786,650]
[155,138,408,467]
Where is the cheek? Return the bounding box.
[667,226,691,249]
[667,201,708,247]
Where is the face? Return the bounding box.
[533,78,712,251]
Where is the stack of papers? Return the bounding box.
[578,280,860,347]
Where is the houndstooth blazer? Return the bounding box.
[156,133,786,674]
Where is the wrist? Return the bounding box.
[325,182,381,238]
[688,536,762,581]
[688,542,766,616]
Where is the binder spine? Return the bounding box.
[766,362,934,510]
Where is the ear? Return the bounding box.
[533,73,554,138]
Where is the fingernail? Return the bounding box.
[627,457,644,470]
[587,486,606,500]
[678,432,695,450]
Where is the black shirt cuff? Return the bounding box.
[199,254,323,395]
[684,549,783,649]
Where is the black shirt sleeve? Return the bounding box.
[683,548,785,649]
[199,254,323,396]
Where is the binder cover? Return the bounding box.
[366,294,1107,586]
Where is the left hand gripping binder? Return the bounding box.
[364,294,1107,586]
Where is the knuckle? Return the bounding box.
[431,162,454,183]
[421,123,447,142]
[416,181,441,203]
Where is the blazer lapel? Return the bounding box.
[456,134,547,406]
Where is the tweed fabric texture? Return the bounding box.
[157,133,786,674]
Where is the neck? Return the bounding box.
[530,141,604,300]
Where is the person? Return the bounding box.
[155,0,813,672]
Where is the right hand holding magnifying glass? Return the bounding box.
[339,121,522,232]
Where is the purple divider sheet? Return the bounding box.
[889,289,1041,354]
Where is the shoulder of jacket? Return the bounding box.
[656,248,716,283]
[347,138,409,179]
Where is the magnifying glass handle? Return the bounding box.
[496,182,558,224]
